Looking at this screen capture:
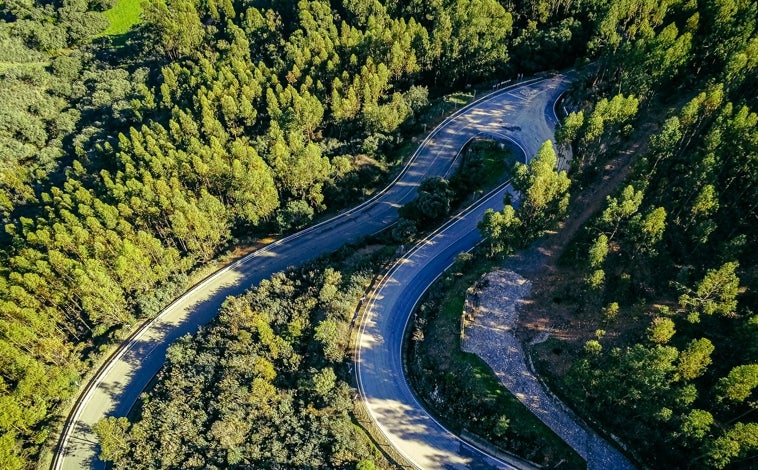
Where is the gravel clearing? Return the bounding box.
[461,269,636,470]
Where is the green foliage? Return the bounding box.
[391,217,418,243]
[314,319,345,362]
[277,199,316,232]
[404,85,430,114]
[142,0,205,59]
[717,365,758,404]
[587,234,609,269]
[679,262,740,323]
[103,0,143,36]
[96,265,375,468]
[589,0,697,97]
[311,367,337,397]
[556,110,584,145]
[548,2,758,464]
[399,177,455,226]
[584,339,602,354]
[707,422,758,469]
[513,141,571,235]
[0,432,24,470]
[493,414,510,437]
[647,317,676,344]
[403,0,513,83]
[512,17,586,73]
[570,94,639,173]
[92,417,131,463]
[478,141,570,257]
[585,268,605,291]
[628,206,667,256]
[0,0,754,466]
[681,408,713,441]
[478,205,522,256]
[356,459,376,470]
[602,302,619,323]
[677,338,714,381]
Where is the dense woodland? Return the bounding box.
[95,253,385,469]
[0,0,519,466]
[477,0,757,468]
[0,0,755,468]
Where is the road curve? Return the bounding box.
[52,75,571,470]
[355,73,574,469]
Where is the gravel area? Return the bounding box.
[461,269,636,470]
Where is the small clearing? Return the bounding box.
[103,0,143,36]
[462,269,635,470]
[460,98,677,469]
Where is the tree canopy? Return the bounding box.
[0,0,755,467]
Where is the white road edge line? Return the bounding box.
[51,76,552,470]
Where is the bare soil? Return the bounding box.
[511,105,670,372]
[515,149,637,340]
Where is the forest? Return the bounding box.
[475,0,757,468]
[0,0,755,468]
[94,251,387,469]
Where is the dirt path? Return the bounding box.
[461,270,635,470]
[457,148,643,469]
[460,103,674,468]
[514,102,673,342]
[513,140,638,343]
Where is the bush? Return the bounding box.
[276,200,315,232]
[399,177,454,227]
[392,218,418,243]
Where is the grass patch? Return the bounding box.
[419,91,475,131]
[462,139,519,190]
[103,0,143,36]
[406,254,586,468]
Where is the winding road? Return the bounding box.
[355,74,574,469]
[53,73,573,469]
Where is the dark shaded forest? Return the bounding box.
[0,0,755,468]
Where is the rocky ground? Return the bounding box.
[461,269,635,470]
[456,121,658,469]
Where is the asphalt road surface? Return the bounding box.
[355,74,575,469]
[53,73,573,470]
